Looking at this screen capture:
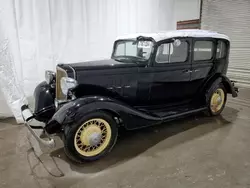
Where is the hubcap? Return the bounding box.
[88,132,102,146]
[210,88,225,113]
[74,118,112,157]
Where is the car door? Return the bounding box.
[189,38,216,95]
[149,38,192,106]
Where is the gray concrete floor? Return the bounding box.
[1,88,250,188]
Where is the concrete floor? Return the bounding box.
[1,88,250,188]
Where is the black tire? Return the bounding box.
[63,111,118,164]
[206,82,227,116]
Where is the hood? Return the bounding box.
[59,59,138,72]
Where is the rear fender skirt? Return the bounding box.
[48,96,162,131]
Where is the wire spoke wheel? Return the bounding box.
[74,118,112,157]
[210,88,225,113]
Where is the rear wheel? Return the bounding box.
[206,83,227,116]
[63,111,118,163]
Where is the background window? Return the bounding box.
[194,41,213,61]
[216,40,227,59]
[156,40,188,63]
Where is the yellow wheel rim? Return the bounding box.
[74,118,112,157]
[210,88,225,113]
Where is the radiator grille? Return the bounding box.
[56,66,68,101]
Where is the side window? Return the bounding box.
[216,40,227,59]
[194,41,213,61]
[155,40,188,63]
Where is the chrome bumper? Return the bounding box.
[231,80,239,93]
[21,105,55,148]
[231,80,239,97]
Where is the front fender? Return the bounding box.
[48,96,162,132]
[33,81,55,122]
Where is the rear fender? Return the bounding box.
[204,74,238,98]
[46,96,162,133]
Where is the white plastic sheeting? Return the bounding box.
[0,14,28,123]
[0,90,12,118]
[0,0,175,123]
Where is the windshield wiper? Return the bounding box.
[134,56,147,62]
[114,57,139,65]
[114,57,125,62]
[114,56,147,65]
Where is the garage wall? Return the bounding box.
[201,0,250,88]
[0,0,175,122]
[174,0,201,22]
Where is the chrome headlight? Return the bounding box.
[45,70,55,84]
[60,77,78,95]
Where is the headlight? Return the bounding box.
[45,70,55,84]
[60,77,78,95]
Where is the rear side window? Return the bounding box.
[194,41,213,61]
[216,40,227,59]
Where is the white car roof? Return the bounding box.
[116,29,230,42]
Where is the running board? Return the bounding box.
[160,106,208,122]
[128,106,208,130]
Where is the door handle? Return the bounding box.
[194,69,200,72]
[183,69,192,73]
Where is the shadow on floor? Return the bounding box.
[0,117,19,125]
[50,106,238,174]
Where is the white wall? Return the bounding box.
[0,0,175,122]
[174,0,200,22]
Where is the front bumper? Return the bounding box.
[21,105,55,148]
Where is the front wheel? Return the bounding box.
[206,83,227,116]
[63,111,118,163]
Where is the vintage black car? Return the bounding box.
[21,29,238,163]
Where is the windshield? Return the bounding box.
[113,40,154,62]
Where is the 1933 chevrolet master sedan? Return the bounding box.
[21,29,238,163]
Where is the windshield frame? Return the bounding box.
[111,39,155,64]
